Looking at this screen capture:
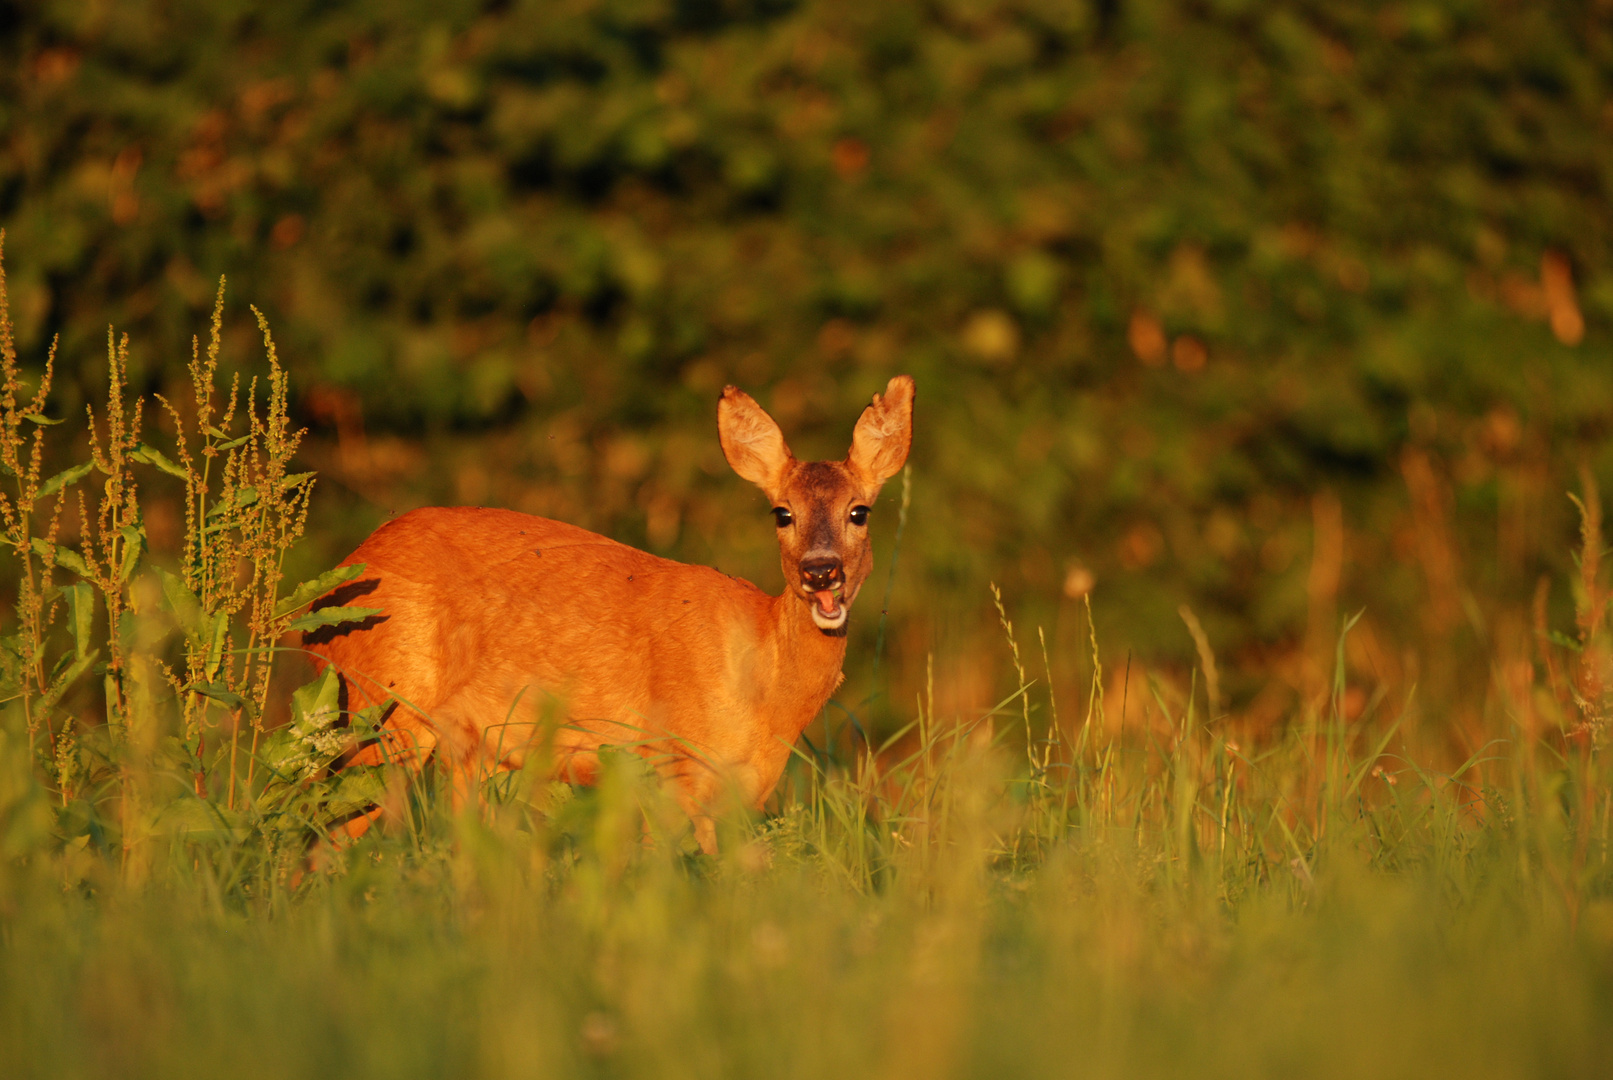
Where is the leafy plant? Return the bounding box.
[0,235,381,871]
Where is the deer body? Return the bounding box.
[307,377,914,851]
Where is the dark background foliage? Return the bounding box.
[3,0,1611,732]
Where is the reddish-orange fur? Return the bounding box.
[306,376,914,851]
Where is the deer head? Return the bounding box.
[718,375,915,635]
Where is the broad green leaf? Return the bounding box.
[21,412,63,425]
[281,471,316,490]
[274,562,367,618]
[253,726,304,782]
[35,461,93,501]
[347,702,387,743]
[116,523,145,584]
[30,538,93,579]
[286,605,381,634]
[117,610,137,661]
[158,569,228,679]
[130,443,189,481]
[160,734,197,769]
[46,648,77,686]
[291,666,341,734]
[1548,630,1582,653]
[207,486,259,518]
[64,582,95,661]
[156,566,205,642]
[204,611,227,682]
[321,767,390,822]
[255,667,349,782]
[148,797,244,840]
[191,682,245,709]
[38,650,98,712]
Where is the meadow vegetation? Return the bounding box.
[0,244,1610,1079]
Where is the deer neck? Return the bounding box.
[765,590,849,737]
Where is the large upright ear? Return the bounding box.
[847,375,914,486]
[718,386,794,492]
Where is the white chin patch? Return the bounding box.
[810,605,848,631]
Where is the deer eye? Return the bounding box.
[849,505,870,527]
[771,507,793,527]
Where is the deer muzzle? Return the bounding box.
[799,555,849,632]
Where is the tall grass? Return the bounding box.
[1,238,1610,1078]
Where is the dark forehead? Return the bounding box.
[791,460,853,501]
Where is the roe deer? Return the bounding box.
[306,375,914,852]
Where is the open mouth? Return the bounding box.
[805,585,850,631]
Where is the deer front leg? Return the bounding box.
[668,749,786,855]
[666,758,724,855]
[692,814,718,856]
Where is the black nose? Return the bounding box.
[800,557,843,590]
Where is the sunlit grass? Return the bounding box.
[3,684,1611,1080]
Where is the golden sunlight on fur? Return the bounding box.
[307,376,915,852]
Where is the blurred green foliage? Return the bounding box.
[2,0,1611,704]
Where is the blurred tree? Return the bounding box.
[2,0,1610,718]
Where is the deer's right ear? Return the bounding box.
[718,386,793,492]
[847,374,915,487]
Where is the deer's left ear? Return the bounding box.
[719,385,795,493]
[847,375,914,487]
